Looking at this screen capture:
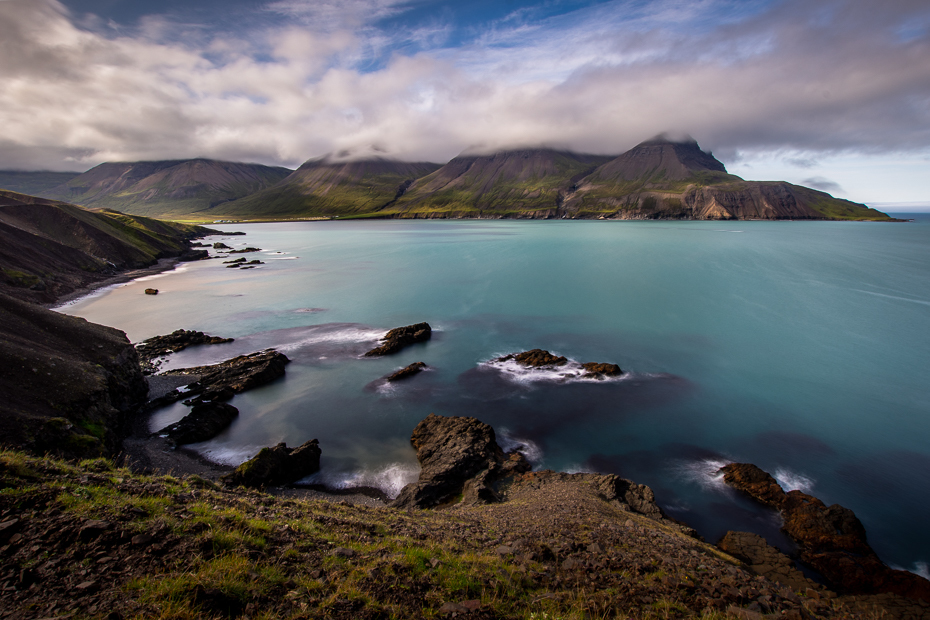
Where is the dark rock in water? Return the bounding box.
[386,362,427,382]
[581,362,622,377]
[190,241,208,247]
[496,349,567,367]
[245,259,263,265]
[226,247,262,254]
[719,462,787,508]
[720,462,930,601]
[213,242,231,249]
[135,329,234,374]
[158,401,238,445]
[144,288,158,295]
[178,249,208,261]
[364,322,431,356]
[223,258,247,264]
[217,231,246,235]
[221,439,321,488]
[391,413,529,509]
[162,349,289,405]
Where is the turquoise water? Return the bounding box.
[60,216,930,575]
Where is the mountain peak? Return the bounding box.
[591,135,727,183]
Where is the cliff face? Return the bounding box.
[0,190,213,303]
[0,292,147,459]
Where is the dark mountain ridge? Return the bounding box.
[40,159,292,218]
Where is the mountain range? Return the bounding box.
[2,137,893,221]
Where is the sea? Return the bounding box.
[58,215,930,577]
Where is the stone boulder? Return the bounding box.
[386,362,427,382]
[719,462,930,601]
[163,349,289,405]
[144,288,158,295]
[213,242,231,249]
[391,413,530,509]
[221,440,321,488]
[496,349,566,367]
[364,322,431,356]
[158,401,238,445]
[581,362,622,377]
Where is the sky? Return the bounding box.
[1,0,929,210]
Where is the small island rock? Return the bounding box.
[581,362,622,377]
[364,322,431,356]
[221,439,321,488]
[386,362,427,382]
[496,349,567,367]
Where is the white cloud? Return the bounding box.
[0,0,928,204]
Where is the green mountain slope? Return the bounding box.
[0,190,213,303]
[386,149,613,218]
[40,159,292,218]
[563,137,893,221]
[215,157,442,219]
[0,170,81,196]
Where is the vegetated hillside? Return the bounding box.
[0,170,81,196]
[562,137,893,221]
[40,159,292,218]
[387,149,613,218]
[216,157,442,219]
[0,190,213,303]
[0,293,146,459]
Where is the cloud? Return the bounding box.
[801,176,844,193]
[0,0,929,175]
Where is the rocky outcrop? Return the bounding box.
[386,362,427,382]
[226,247,262,254]
[581,362,622,377]
[496,349,567,367]
[391,414,530,509]
[135,329,234,374]
[158,402,238,445]
[213,242,231,249]
[364,323,431,356]
[178,249,209,261]
[720,463,930,601]
[221,440,321,488]
[157,350,289,405]
[718,531,821,592]
[0,292,147,459]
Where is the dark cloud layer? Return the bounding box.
[1,0,929,181]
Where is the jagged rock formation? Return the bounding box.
[0,292,147,458]
[496,349,568,367]
[40,159,292,218]
[221,440,322,488]
[218,157,441,219]
[364,322,431,356]
[158,401,239,445]
[135,329,234,374]
[720,463,930,601]
[0,190,214,303]
[155,350,290,406]
[386,362,427,382]
[717,531,822,592]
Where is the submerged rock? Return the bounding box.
[364,322,431,356]
[720,462,930,601]
[391,413,529,509]
[496,349,567,367]
[221,440,321,488]
[386,362,427,382]
[158,401,238,445]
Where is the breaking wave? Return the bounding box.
[273,326,384,353]
[479,353,629,385]
[498,429,543,465]
[774,467,815,493]
[303,463,420,499]
[674,458,732,493]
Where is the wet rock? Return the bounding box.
[221,440,321,488]
[212,242,231,249]
[386,362,427,382]
[136,329,234,367]
[580,362,622,377]
[178,249,209,261]
[364,322,431,356]
[720,463,930,602]
[226,247,262,254]
[158,401,239,445]
[496,349,566,367]
[144,288,158,295]
[391,413,530,509]
[718,463,787,508]
[163,349,289,404]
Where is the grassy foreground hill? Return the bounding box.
[0,190,214,303]
[39,159,292,219]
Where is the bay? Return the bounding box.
[59,215,930,576]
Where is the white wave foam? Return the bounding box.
[136,264,190,282]
[674,458,731,492]
[304,463,420,499]
[498,429,543,465]
[774,468,815,493]
[268,256,298,260]
[479,354,628,385]
[196,443,269,466]
[274,327,384,353]
[891,561,930,580]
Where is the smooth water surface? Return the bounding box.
[60,216,930,575]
